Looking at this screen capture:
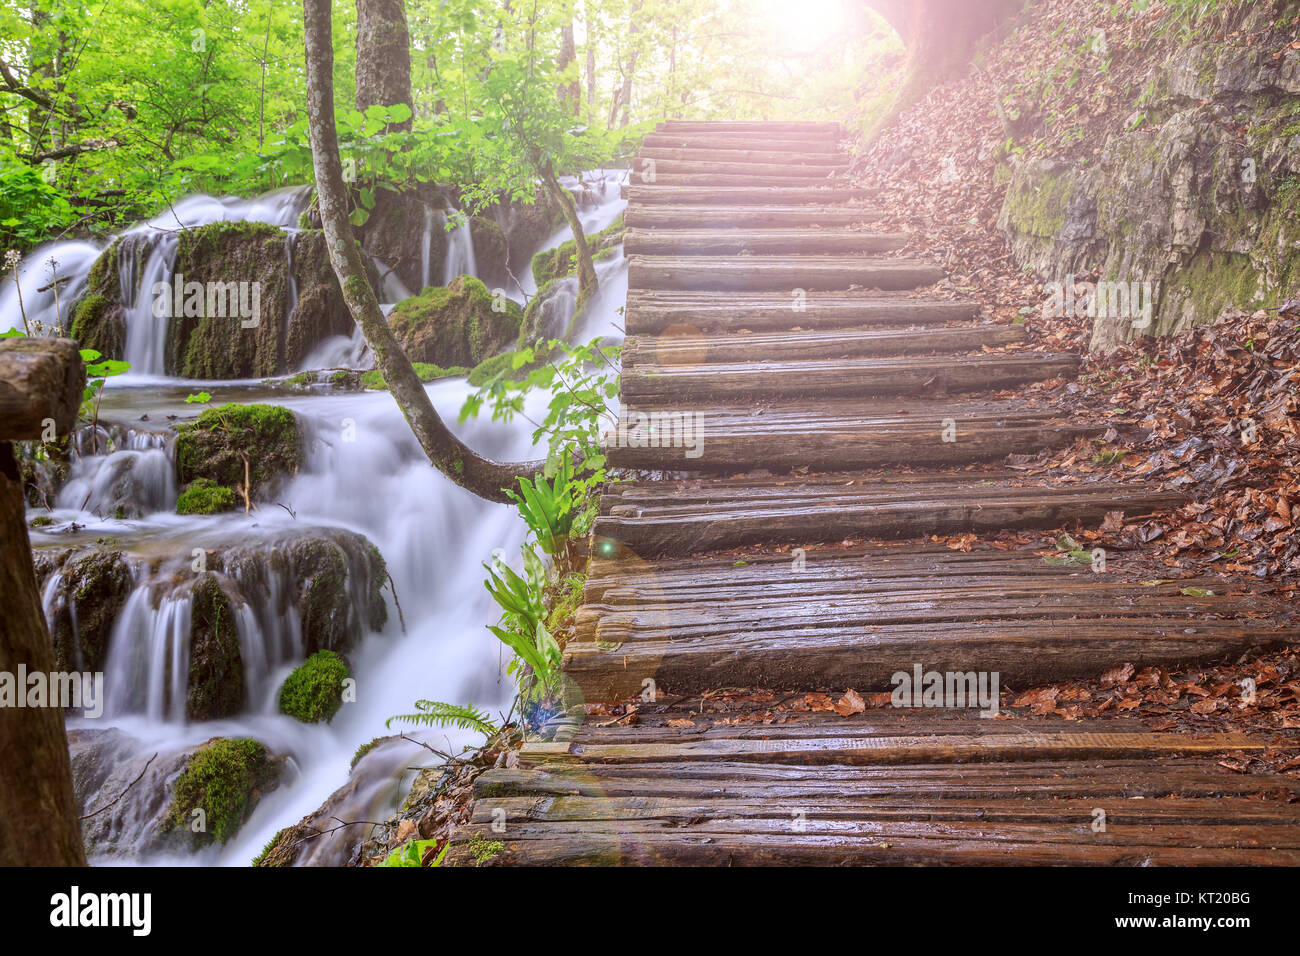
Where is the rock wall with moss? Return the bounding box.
[996,1,1300,351]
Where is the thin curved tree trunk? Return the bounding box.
[539,162,598,301]
[304,0,543,503]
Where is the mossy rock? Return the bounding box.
[176,477,238,515]
[40,545,133,673]
[68,236,139,356]
[165,737,282,848]
[387,275,521,368]
[277,650,351,723]
[360,362,468,391]
[470,214,510,288]
[529,214,625,288]
[285,535,387,654]
[187,573,244,720]
[174,403,300,504]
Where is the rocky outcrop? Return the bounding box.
[471,215,510,290]
[997,3,1300,351]
[163,737,285,849]
[186,573,244,720]
[174,402,300,512]
[39,544,133,673]
[387,275,522,368]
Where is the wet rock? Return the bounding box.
[163,736,285,849]
[186,573,244,720]
[174,402,300,511]
[38,545,133,673]
[388,275,521,368]
[470,215,510,290]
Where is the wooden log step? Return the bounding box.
[593,475,1187,556]
[624,324,1025,365]
[568,545,1298,698]
[624,204,884,229]
[642,132,843,153]
[639,146,848,166]
[627,185,870,205]
[628,255,942,293]
[623,228,906,256]
[625,291,979,334]
[620,352,1079,403]
[635,158,851,178]
[630,172,851,187]
[657,120,841,136]
[445,718,1294,865]
[605,397,1097,470]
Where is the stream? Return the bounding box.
[1,171,628,865]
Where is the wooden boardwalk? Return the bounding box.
[448,121,1300,865]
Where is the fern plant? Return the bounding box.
[507,454,575,556]
[484,545,562,696]
[385,700,498,736]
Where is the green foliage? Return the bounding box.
[507,455,576,556]
[277,650,351,724]
[76,347,130,437]
[484,544,562,699]
[185,391,212,404]
[384,700,498,736]
[165,738,276,847]
[360,362,469,391]
[378,839,447,868]
[0,163,75,251]
[176,477,237,515]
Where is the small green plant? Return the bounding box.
[378,839,447,867]
[385,700,497,736]
[185,391,212,404]
[484,545,561,700]
[507,455,575,556]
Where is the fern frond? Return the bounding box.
[385,700,498,736]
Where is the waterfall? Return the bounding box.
[442,207,478,284]
[419,205,439,291]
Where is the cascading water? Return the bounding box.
[442,207,478,284]
[8,175,628,865]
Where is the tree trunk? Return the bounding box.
[539,162,598,302]
[0,337,86,867]
[354,0,414,132]
[558,22,580,115]
[304,0,543,503]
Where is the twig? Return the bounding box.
[385,569,407,634]
[80,753,157,820]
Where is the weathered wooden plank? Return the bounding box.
[631,172,852,187]
[628,255,943,292]
[624,204,884,229]
[625,291,979,333]
[593,476,1187,556]
[639,147,849,166]
[624,325,1025,364]
[0,337,86,441]
[642,133,844,153]
[620,352,1079,402]
[657,120,841,135]
[627,185,871,205]
[623,228,906,256]
[636,158,851,178]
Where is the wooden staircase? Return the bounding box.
[446,120,1300,866]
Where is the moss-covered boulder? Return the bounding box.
[277,649,350,723]
[518,277,581,349]
[174,403,300,511]
[164,737,283,848]
[360,362,469,391]
[357,188,447,293]
[38,545,133,673]
[388,275,522,368]
[530,214,624,288]
[284,535,387,654]
[68,234,150,356]
[186,574,244,721]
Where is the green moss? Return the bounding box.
[350,736,385,770]
[28,514,55,528]
[277,650,351,723]
[176,477,237,515]
[466,350,520,387]
[387,275,521,368]
[529,214,625,287]
[467,832,505,865]
[360,362,468,390]
[174,403,299,501]
[166,738,278,847]
[1002,168,1073,237]
[187,573,245,719]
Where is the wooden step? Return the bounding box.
[565,544,1300,699]
[624,205,884,229]
[624,325,1024,366]
[625,291,980,334]
[630,172,852,188]
[447,714,1298,865]
[657,120,841,136]
[634,158,851,179]
[620,352,1079,403]
[628,255,942,293]
[627,185,870,206]
[643,132,843,153]
[605,396,1096,470]
[623,228,906,257]
[593,473,1188,556]
[640,147,848,167]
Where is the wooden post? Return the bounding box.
[0,337,87,866]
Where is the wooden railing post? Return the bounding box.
[0,337,87,866]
